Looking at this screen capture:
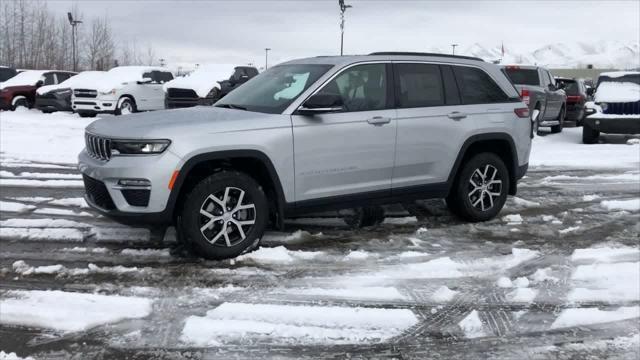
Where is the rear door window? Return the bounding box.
[43,73,56,85]
[154,71,173,83]
[394,63,444,108]
[453,66,510,104]
[315,63,387,112]
[503,68,540,86]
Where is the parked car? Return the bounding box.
[164,65,259,108]
[79,52,532,260]
[555,77,588,125]
[0,66,18,87]
[582,71,640,143]
[0,70,76,110]
[35,71,105,113]
[72,66,174,117]
[501,65,567,134]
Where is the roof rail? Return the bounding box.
[369,52,484,62]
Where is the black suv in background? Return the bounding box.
[556,77,589,125]
[165,66,259,108]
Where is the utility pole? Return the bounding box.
[451,44,458,55]
[67,12,82,72]
[264,48,271,70]
[339,0,352,56]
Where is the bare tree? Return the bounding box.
[85,15,114,70]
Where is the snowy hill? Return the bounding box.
[454,41,639,69]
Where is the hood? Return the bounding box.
[163,64,235,97]
[595,81,640,103]
[86,106,284,139]
[0,70,48,89]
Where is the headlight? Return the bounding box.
[56,89,71,95]
[111,140,171,155]
[99,89,116,96]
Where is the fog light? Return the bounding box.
[595,120,600,125]
[102,103,112,107]
[118,179,151,187]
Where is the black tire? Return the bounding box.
[343,206,385,228]
[582,125,599,144]
[78,112,97,118]
[179,171,268,260]
[446,153,510,222]
[115,97,136,116]
[550,106,565,133]
[12,97,28,110]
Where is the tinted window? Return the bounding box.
[56,73,72,83]
[315,63,387,112]
[441,65,461,105]
[503,68,540,86]
[395,63,443,108]
[142,72,153,81]
[557,79,580,95]
[43,73,55,85]
[154,71,173,83]
[453,66,509,104]
[215,64,332,114]
[0,68,17,82]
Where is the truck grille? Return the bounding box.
[83,174,116,210]
[167,88,198,99]
[604,101,640,115]
[74,89,97,98]
[85,133,112,161]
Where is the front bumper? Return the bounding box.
[165,97,215,109]
[584,115,640,134]
[72,96,117,114]
[78,149,181,225]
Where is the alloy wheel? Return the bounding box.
[120,101,133,115]
[467,164,502,212]
[199,187,256,247]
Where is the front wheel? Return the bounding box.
[12,97,29,110]
[582,125,599,144]
[179,171,268,260]
[446,153,510,222]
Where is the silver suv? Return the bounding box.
[78,52,532,259]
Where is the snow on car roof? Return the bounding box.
[36,71,106,95]
[595,81,640,103]
[0,70,49,89]
[95,66,170,92]
[163,64,237,98]
[599,71,640,78]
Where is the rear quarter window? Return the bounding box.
[453,66,510,104]
[503,68,540,86]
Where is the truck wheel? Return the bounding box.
[179,171,268,260]
[115,97,136,115]
[446,153,509,222]
[550,106,565,133]
[343,206,385,228]
[582,125,599,144]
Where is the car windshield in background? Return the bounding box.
[558,80,580,95]
[503,68,539,86]
[597,74,640,87]
[215,64,333,114]
[0,67,16,82]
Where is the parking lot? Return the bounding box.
[0,109,638,359]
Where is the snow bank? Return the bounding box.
[236,246,323,264]
[568,262,640,302]
[36,71,105,95]
[163,64,235,97]
[431,286,458,302]
[600,199,640,212]
[0,352,34,360]
[595,82,640,103]
[0,290,153,332]
[458,310,486,338]
[551,306,639,329]
[571,245,639,262]
[283,287,406,301]
[0,70,48,89]
[181,302,417,345]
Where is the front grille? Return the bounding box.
[167,88,198,98]
[604,101,640,115]
[121,189,150,207]
[74,101,96,106]
[83,175,116,210]
[85,133,112,161]
[74,89,97,98]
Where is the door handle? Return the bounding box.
[367,116,391,126]
[447,111,467,120]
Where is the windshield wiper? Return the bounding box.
[215,104,247,111]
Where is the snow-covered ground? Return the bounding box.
[0,109,639,359]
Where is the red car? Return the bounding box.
[0,70,76,110]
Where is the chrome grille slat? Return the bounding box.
[85,132,111,161]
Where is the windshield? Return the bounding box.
[215,64,333,114]
[597,74,640,88]
[503,68,540,86]
[0,68,17,82]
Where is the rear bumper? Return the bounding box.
[584,116,640,134]
[165,97,214,109]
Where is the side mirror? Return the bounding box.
[297,93,343,115]
[137,77,153,85]
[548,84,556,91]
[36,80,44,87]
[556,82,565,90]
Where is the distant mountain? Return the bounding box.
[447,41,639,69]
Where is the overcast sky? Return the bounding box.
[49,0,640,67]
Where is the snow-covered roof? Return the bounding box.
[0,70,49,89]
[36,71,106,95]
[595,82,640,103]
[95,66,169,92]
[599,71,640,78]
[163,64,236,98]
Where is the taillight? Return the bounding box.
[567,95,584,103]
[514,107,530,118]
[520,89,530,106]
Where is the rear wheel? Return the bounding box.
[342,206,385,228]
[179,171,268,260]
[582,125,599,144]
[550,106,565,133]
[115,97,136,115]
[446,153,509,222]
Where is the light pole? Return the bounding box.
[67,12,82,71]
[264,48,271,70]
[451,44,458,55]
[339,0,352,56]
